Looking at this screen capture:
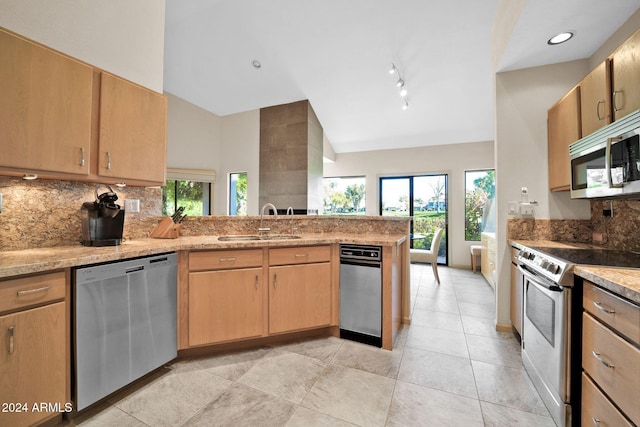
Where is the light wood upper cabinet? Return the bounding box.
[98,72,167,184]
[611,29,640,120]
[0,28,93,175]
[548,86,581,192]
[580,60,612,136]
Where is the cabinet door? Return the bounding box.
[98,72,167,184]
[548,86,581,191]
[580,60,612,136]
[0,302,67,427]
[612,29,640,120]
[188,268,262,346]
[269,263,331,334]
[0,29,92,175]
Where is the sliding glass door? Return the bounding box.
[380,175,448,264]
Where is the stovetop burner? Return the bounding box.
[517,245,640,288]
[529,247,640,269]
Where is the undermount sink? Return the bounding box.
[217,234,301,241]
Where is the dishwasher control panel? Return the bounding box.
[340,244,382,262]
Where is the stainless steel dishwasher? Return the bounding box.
[73,253,177,411]
[339,244,382,347]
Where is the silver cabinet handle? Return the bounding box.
[106,152,111,170]
[219,257,236,262]
[613,90,623,112]
[8,326,14,354]
[592,351,615,368]
[596,101,605,121]
[274,273,277,289]
[16,286,50,296]
[295,253,308,258]
[255,275,259,290]
[592,417,600,427]
[593,301,615,314]
[80,147,85,167]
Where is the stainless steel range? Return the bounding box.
[516,245,640,427]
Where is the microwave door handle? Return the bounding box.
[606,136,624,188]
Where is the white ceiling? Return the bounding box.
[163,0,640,154]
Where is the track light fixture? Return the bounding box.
[389,63,409,110]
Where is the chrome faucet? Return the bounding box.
[286,207,296,235]
[259,203,278,233]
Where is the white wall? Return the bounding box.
[219,111,260,215]
[323,141,495,268]
[0,0,165,92]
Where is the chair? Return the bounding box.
[470,244,482,273]
[410,228,443,284]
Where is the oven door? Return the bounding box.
[520,266,571,427]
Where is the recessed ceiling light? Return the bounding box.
[547,32,574,45]
[252,60,261,69]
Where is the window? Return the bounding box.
[322,176,366,215]
[380,175,448,264]
[229,172,247,216]
[161,168,215,216]
[465,169,495,241]
[162,180,211,216]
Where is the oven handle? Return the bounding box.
[518,264,563,292]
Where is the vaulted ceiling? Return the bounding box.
[164,0,640,153]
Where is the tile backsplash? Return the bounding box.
[508,199,640,251]
[0,177,161,251]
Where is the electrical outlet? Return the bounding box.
[124,199,140,213]
[519,204,534,216]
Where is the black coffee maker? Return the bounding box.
[80,184,125,246]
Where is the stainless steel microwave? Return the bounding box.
[570,109,640,199]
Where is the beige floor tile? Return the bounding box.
[387,380,484,427]
[461,315,516,340]
[237,350,326,404]
[410,308,464,332]
[458,301,495,319]
[275,336,344,363]
[472,360,549,416]
[195,347,273,381]
[115,368,232,427]
[301,364,395,426]
[285,406,356,427]
[330,340,403,378]
[187,382,296,426]
[413,295,460,314]
[405,324,469,358]
[398,347,477,398]
[480,401,557,427]
[466,334,524,369]
[76,407,145,427]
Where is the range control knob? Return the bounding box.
[540,260,550,269]
[547,263,560,274]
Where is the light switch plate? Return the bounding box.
[124,199,140,213]
[507,201,517,215]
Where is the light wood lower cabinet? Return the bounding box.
[181,245,336,349]
[582,281,640,426]
[481,232,495,287]
[269,262,331,334]
[0,271,68,427]
[582,373,633,427]
[188,268,263,346]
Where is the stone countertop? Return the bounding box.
[0,233,407,279]
[510,239,640,304]
[575,266,640,305]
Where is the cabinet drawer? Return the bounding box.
[269,245,331,266]
[582,312,640,425]
[584,281,640,343]
[0,271,66,313]
[582,373,633,427]
[189,249,263,271]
